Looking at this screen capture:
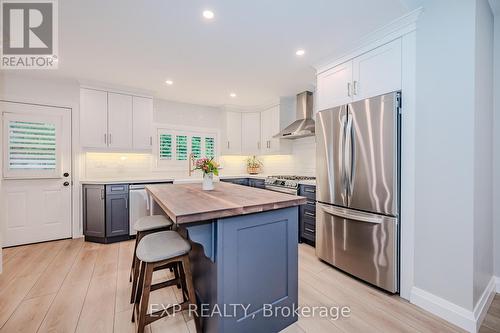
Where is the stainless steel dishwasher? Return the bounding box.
[129,184,150,236]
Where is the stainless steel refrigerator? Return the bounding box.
[315,91,401,293]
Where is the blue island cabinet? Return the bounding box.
[180,207,299,333]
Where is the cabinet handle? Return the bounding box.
[100,189,104,200]
[149,136,152,146]
[109,133,112,144]
[227,141,230,149]
[305,227,315,233]
[347,82,352,97]
[258,141,261,149]
[104,133,107,144]
[353,80,358,95]
[125,198,128,209]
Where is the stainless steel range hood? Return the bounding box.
[273,91,314,139]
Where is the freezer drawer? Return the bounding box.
[315,203,398,293]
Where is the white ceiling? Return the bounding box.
[44,0,412,106]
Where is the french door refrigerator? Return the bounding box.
[316,91,401,293]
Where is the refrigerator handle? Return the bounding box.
[344,116,353,197]
[340,114,347,195]
[319,204,383,224]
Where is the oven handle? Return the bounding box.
[264,185,298,195]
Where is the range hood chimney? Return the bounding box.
[273,91,314,139]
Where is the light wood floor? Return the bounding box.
[480,294,500,333]
[0,238,471,333]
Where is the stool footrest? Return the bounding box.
[150,278,181,291]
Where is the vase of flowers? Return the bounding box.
[193,157,219,190]
[246,155,263,175]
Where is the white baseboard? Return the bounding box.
[410,276,496,333]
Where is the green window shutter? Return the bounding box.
[205,137,215,159]
[176,135,187,160]
[8,121,56,170]
[159,134,172,160]
[191,136,201,159]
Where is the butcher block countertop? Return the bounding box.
[145,182,307,224]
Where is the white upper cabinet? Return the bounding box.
[260,105,290,155]
[80,89,108,148]
[241,112,261,156]
[80,88,153,150]
[132,96,153,149]
[316,61,353,111]
[352,38,402,101]
[316,38,402,110]
[223,111,242,155]
[108,93,133,149]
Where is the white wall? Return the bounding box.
[494,6,500,279]
[473,0,495,305]
[414,0,495,316]
[414,0,477,310]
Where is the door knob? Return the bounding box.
[63,172,69,177]
[63,181,70,186]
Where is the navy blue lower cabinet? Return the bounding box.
[182,207,299,333]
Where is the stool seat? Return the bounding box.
[134,215,173,232]
[136,231,191,263]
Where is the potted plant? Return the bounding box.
[246,155,263,175]
[193,157,219,190]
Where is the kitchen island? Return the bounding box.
[145,182,306,333]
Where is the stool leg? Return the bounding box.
[181,255,201,333]
[130,252,142,303]
[130,231,142,282]
[132,260,145,323]
[137,262,154,333]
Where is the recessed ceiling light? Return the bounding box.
[295,49,305,56]
[165,80,173,85]
[230,93,237,98]
[203,10,214,19]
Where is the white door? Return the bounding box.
[223,112,242,155]
[1,102,72,247]
[241,112,261,155]
[80,88,108,148]
[108,93,133,149]
[352,38,402,101]
[316,60,353,111]
[132,96,153,150]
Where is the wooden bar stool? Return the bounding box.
[132,230,201,333]
[130,215,173,304]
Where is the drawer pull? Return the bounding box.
[305,227,315,233]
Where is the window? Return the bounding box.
[159,134,172,160]
[8,121,57,170]
[3,112,62,179]
[155,128,217,170]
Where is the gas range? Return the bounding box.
[264,175,316,195]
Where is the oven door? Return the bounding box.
[316,203,398,293]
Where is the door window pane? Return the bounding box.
[8,121,56,170]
